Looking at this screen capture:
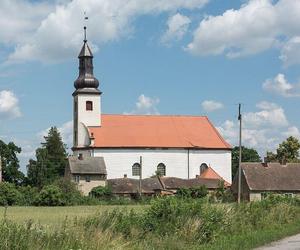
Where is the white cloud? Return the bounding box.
[125,94,160,115]
[0,90,21,119]
[0,0,53,45]
[186,0,300,66]
[3,0,208,64]
[161,13,191,45]
[280,37,300,66]
[282,126,300,139]
[263,73,300,97]
[244,101,288,128]
[201,100,223,112]
[256,101,279,110]
[217,101,291,155]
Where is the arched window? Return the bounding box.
[157,163,166,176]
[200,163,208,175]
[132,163,141,176]
[86,101,93,111]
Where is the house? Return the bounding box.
[231,162,300,201]
[70,28,232,184]
[107,176,162,197]
[107,173,224,197]
[65,155,107,195]
[158,177,222,193]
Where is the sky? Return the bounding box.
[1,0,300,172]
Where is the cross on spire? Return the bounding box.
[83,12,88,43]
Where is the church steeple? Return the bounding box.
[74,26,99,90]
[73,21,102,149]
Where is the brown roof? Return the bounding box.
[241,163,300,191]
[107,177,162,194]
[88,114,231,149]
[107,176,222,194]
[161,177,221,190]
[68,156,107,175]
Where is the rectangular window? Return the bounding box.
[85,175,91,182]
[86,101,93,111]
[74,175,80,183]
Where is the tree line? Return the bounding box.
[0,127,67,187]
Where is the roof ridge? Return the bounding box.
[205,117,232,149]
[102,113,208,118]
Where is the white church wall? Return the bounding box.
[77,94,101,127]
[92,149,187,179]
[189,150,232,183]
[74,148,231,183]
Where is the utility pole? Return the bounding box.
[0,155,2,182]
[139,156,142,196]
[238,103,242,204]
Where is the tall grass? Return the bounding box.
[1,197,300,249]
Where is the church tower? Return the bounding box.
[73,26,101,148]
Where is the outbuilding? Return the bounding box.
[231,162,300,201]
[65,155,107,195]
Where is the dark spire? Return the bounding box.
[74,25,99,90]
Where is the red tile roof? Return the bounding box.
[88,114,231,149]
[199,167,230,186]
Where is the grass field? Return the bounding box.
[1,199,300,249]
[0,205,144,226]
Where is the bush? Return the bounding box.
[89,186,112,199]
[176,186,208,199]
[211,181,234,203]
[53,178,82,205]
[35,185,64,206]
[17,186,39,206]
[0,182,22,206]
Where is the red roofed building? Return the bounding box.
[71,33,232,184]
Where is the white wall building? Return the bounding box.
[72,34,232,184]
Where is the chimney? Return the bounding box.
[280,157,287,166]
[124,174,127,178]
[262,157,269,168]
[78,153,83,160]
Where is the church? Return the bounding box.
[71,29,232,185]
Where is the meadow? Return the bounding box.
[0,205,144,226]
[1,197,300,250]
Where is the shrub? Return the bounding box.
[176,188,192,198]
[211,181,234,203]
[176,186,208,199]
[35,185,64,206]
[89,186,112,199]
[0,182,22,206]
[53,178,82,205]
[17,186,39,206]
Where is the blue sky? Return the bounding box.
[1,0,300,171]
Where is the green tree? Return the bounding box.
[42,127,67,176]
[232,146,261,178]
[266,136,300,163]
[27,148,48,187]
[0,140,24,183]
[27,127,67,187]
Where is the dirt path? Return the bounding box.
[256,233,300,250]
